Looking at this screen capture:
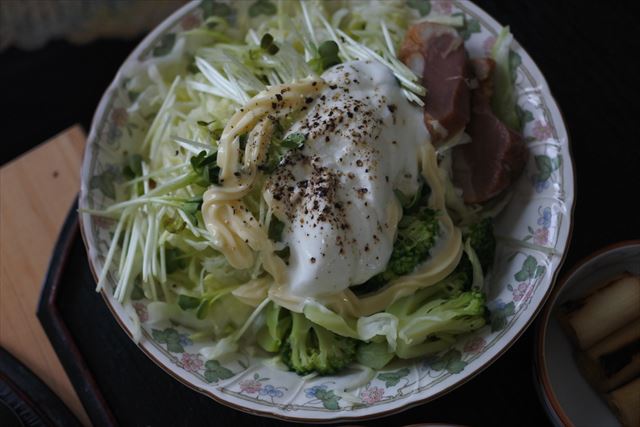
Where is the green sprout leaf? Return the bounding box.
[190,151,216,172]
[249,0,276,18]
[197,120,215,127]
[201,0,232,19]
[178,295,201,310]
[260,33,279,55]
[165,247,187,274]
[181,197,203,216]
[190,150,220,185]
[308,40,341,72]
[318,40,341,69]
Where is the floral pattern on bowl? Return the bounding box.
[79,0,574,421]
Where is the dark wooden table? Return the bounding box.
[3,1,639,426]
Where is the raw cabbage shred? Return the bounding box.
[86,0,497,375]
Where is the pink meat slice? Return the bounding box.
[399,22,471,145]
[452,58,527,204]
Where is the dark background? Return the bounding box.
[3,1,639,426]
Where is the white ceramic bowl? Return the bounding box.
[79,0,575,422]
[535,241,640,427]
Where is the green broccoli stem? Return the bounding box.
[285,312,315,374]
[257,302,292,352]
[281,312,357,375]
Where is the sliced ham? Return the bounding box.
[452,58,527,204]
[399,22,471,145]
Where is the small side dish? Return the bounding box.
[558,273,640,427]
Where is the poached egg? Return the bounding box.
[266,60,429,297]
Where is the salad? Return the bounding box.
[86,0,526,376]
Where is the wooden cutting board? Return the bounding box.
[0,126,91,426]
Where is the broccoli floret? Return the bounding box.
[388,208,440,276]
[281,312,357,375]
[386,276,487,359]
[387,271,469,319]
[466,217,496,272]
[454,217,497,288]
[391,290,487,359]
[356,208,440,295]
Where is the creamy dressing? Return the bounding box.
[265,60,429,297]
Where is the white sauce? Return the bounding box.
[266,60,429,297]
